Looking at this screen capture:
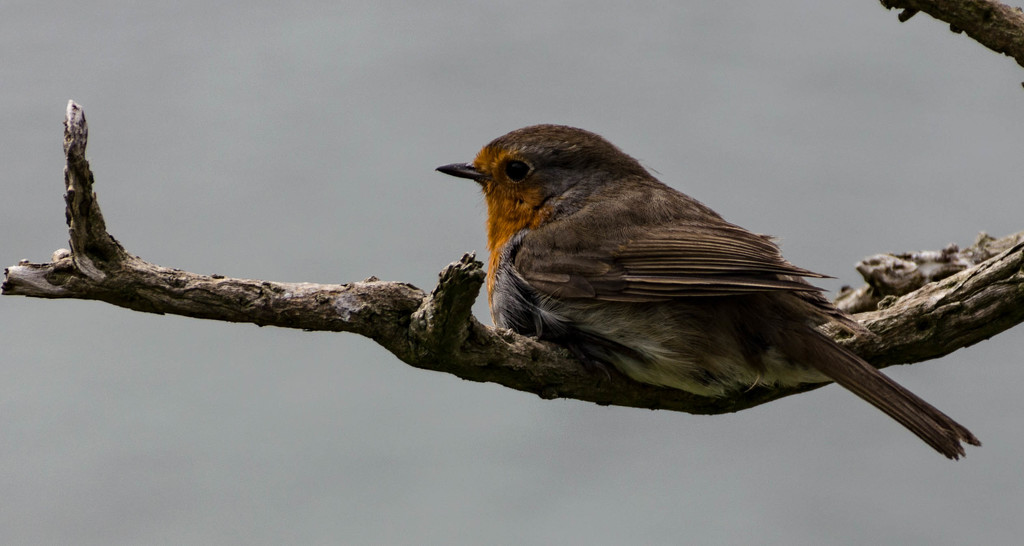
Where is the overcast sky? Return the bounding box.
[3,2,1023,544]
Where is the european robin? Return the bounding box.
[437,124,979,459]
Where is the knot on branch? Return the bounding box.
[857,243,971,297]
[837,231,1024,313]
[409,253,486,354]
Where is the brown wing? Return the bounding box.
[514,185,828,303]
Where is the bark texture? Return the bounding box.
[880,0,1024,71]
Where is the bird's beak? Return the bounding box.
[436,162,486,183]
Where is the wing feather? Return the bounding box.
[514,188,829,302]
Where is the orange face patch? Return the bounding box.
[472,146,553,303]
[471,145,506,182]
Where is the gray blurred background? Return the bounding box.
[3,2,1022,544]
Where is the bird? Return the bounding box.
[436,124,979,459]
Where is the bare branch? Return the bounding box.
[836,231,1024,313]
[4,102,1024,416]
[880,0,1024,71]
[842,237,1024,367]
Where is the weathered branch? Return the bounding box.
[5,102,1024,415]
[836,231,1024,313]
[880,0,1024,71]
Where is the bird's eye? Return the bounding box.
[504,160,530,182]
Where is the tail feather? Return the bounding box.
[783,330,980,459]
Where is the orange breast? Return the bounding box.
[483,185,552,306]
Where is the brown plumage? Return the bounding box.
[437,124,979,459]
